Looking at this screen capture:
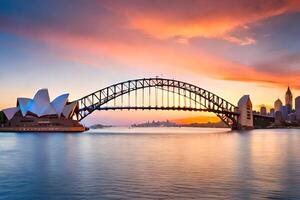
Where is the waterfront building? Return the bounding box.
[252,111,259,115]
[274,111,283,125]
[274,99,283,112]
[280,106,289,121]
[270,108,275,117]
[288,113,297,123]
[260,105,267,116]
[295,96,300,121]
[285,86,293,112]
[2,89,77,120]
[0,89,85,132]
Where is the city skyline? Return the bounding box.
[1,0,300,125]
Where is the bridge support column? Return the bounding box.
[237,95,253,129]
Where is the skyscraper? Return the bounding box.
[270,108,275,117]
[295,96,300,121]
[260,105,267,116]
[285,86,293,112]
[281,106,289,121]
[274,99,283,112]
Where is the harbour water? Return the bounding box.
[1,128,300,199]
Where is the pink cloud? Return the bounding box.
[2,0,300,89]
[35,31,300,89]
[106,0,300,45]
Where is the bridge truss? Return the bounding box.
[74,78,239,128]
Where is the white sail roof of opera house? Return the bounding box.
[51,94,69,116]
[1,89,77,120]
[2,107,20,121]
[62,102,78,118]
[28,89,52,117]
[17,98,31,116]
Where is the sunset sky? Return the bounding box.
[1,0,300,125]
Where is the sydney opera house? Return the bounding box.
[0,89,86,132]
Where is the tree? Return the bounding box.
[0,111,6,124]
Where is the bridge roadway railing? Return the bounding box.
[96,106,238,115]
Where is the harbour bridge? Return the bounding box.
[74,78,274,129]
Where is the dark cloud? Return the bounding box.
[254,52,300,75]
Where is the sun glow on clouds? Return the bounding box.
[2,0,300,88]
[114,0,299,45]
[23,27,299,89]
[127,16,258,45]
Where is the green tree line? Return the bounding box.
[0,111,6,124]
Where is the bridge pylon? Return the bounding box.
[237,95,254,129]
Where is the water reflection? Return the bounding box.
[1,128,300,199]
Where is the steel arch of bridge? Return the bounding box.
[74,78,239,128]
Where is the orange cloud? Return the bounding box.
[3,0,300,89]
[6,19,300,90]
[222,35,256,45]
[108,0,300,44]
[26,29,300,89]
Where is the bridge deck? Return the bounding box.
[83,106,239,115]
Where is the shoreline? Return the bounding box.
[0,126,88,132]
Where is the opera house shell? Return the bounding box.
[0,89,86,132]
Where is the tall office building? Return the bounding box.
[295,96,300,121]
[274,99,283,112]
[270,108,275,117]
[285,86,293,112]
[260,105,267,116]
[281,106,289,121]
[275,111,283,125]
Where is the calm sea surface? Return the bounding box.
[1,128,300,199]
